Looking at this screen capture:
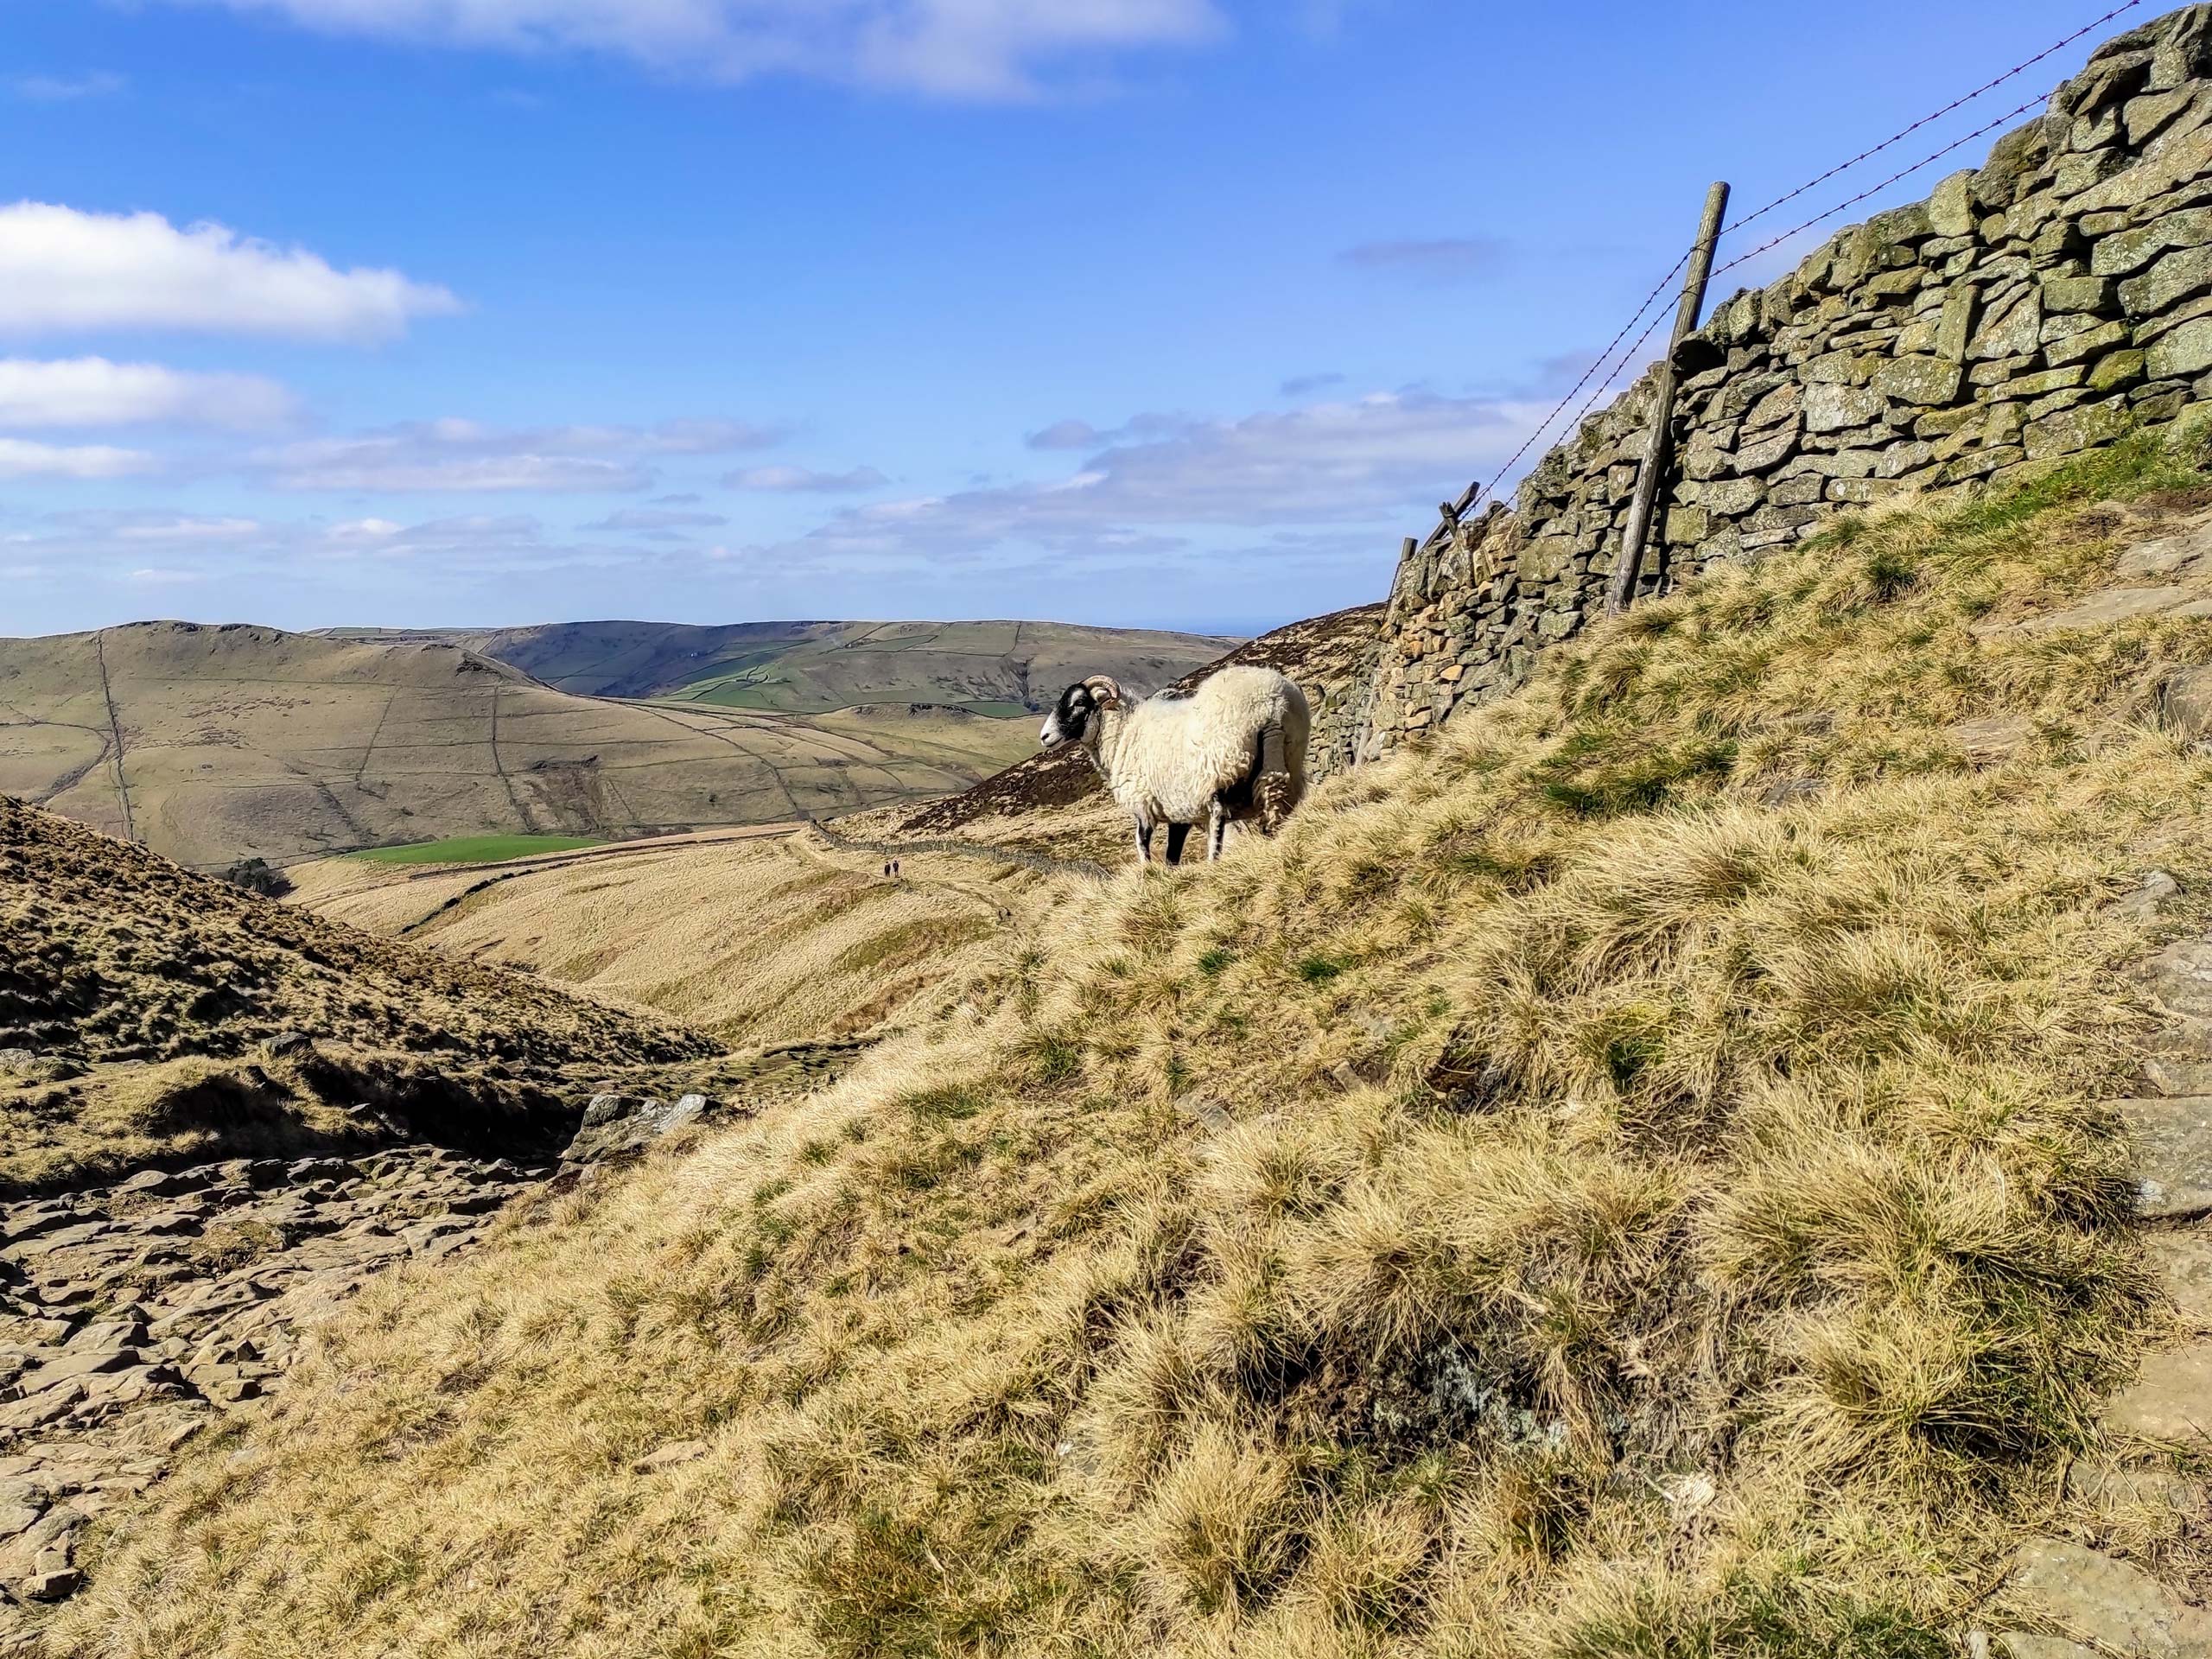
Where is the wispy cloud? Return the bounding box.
[171,0,1228,100]
[582,506,731,531]
[1025,412,1190,451]
[10,73,128,102]
[1338,237,1509,286]
[0,358,296,431]
[0,439,157,480]
[723,463,887,493]
[0,202,462,341]
[255,417,785,493]
[1279,371,1345,397]
[760,387,1548,572]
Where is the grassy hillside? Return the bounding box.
[0,794,714,1194]
[329,618,1241,709]
[0,623,1038,868]
[298,830,1052,1049]
[58,438,2212,1655]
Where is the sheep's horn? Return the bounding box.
[1083,674,1124,708]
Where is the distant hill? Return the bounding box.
[318,618,1243,711]
[0,621,1052,868]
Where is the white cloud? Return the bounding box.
[765,388,1548,570]
[0,358,296,430]
[11,73,128,101]
[172,0,1226,99]
[254,416,784,493]
[724,463,887,493]
[328,517,405,540]
[0,438,157,480]
[0,202,462,341]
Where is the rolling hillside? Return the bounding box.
[50,439,2212,1657]
[322,618,1241,710]
[0,622,1042,869]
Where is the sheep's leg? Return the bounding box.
[1255,721,1289,831]
[1164,823,1191,867]
[1131,816,1154,863]
[1207,798,1229,861]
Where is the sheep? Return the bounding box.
[1039,664,1311,866]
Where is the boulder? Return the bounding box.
[562,1094,714,1166]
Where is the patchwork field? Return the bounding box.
[347,833,608,865]
[0,622,1051,870]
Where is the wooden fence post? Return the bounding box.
[1606,180,1732,618]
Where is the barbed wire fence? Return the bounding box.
[1403,0,2146,572]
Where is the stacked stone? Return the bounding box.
[0,1144,538,1637]
[1357,2,2212,760]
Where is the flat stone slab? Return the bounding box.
[2104,1344,2212,1442]
[2023,585,2201,632]
[2118,518,2212,581]
[2151,1231,2212,1325]
[2009,1537,2212,1654]
[2150,944,2212,1021]
[2145,1055,2212,1096]
[1998,1637,2100,1659]
[2068,1456,2205,1516]
[2118,1098,2212,1219]
[11,1347,137,1400]
[1950,713,2033,764]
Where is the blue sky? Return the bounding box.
[1,0,2131,637]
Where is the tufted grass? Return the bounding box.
[58,432,2212,1656]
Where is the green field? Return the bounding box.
[348,835,607,866]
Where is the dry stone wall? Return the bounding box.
[1357,3,2212,758]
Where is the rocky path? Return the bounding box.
[0,1144,541,1649]
[1990,884,2212,1656]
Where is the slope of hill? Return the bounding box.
[0,791,715,1193]
[289,827,1052,1050]
[0,622,1039,869]
[57,439,2212,1656]
[324,618,1242,710]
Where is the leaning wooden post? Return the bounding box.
[1606,180,1732,617]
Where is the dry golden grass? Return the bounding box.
[59,435,2212,1656]
[297,831,1045,1049]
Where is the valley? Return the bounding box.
[20,14,2212,1650]
[16,438,2212,1656]
[0,617,1230,871]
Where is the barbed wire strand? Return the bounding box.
[1431,1,2133,536]
[1719,0,2141,243]
[1712,89,2056,281]
[1418,249,1694,543]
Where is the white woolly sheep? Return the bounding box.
[1039,664,1311,866]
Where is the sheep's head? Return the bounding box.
[1039,677,1122,749]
